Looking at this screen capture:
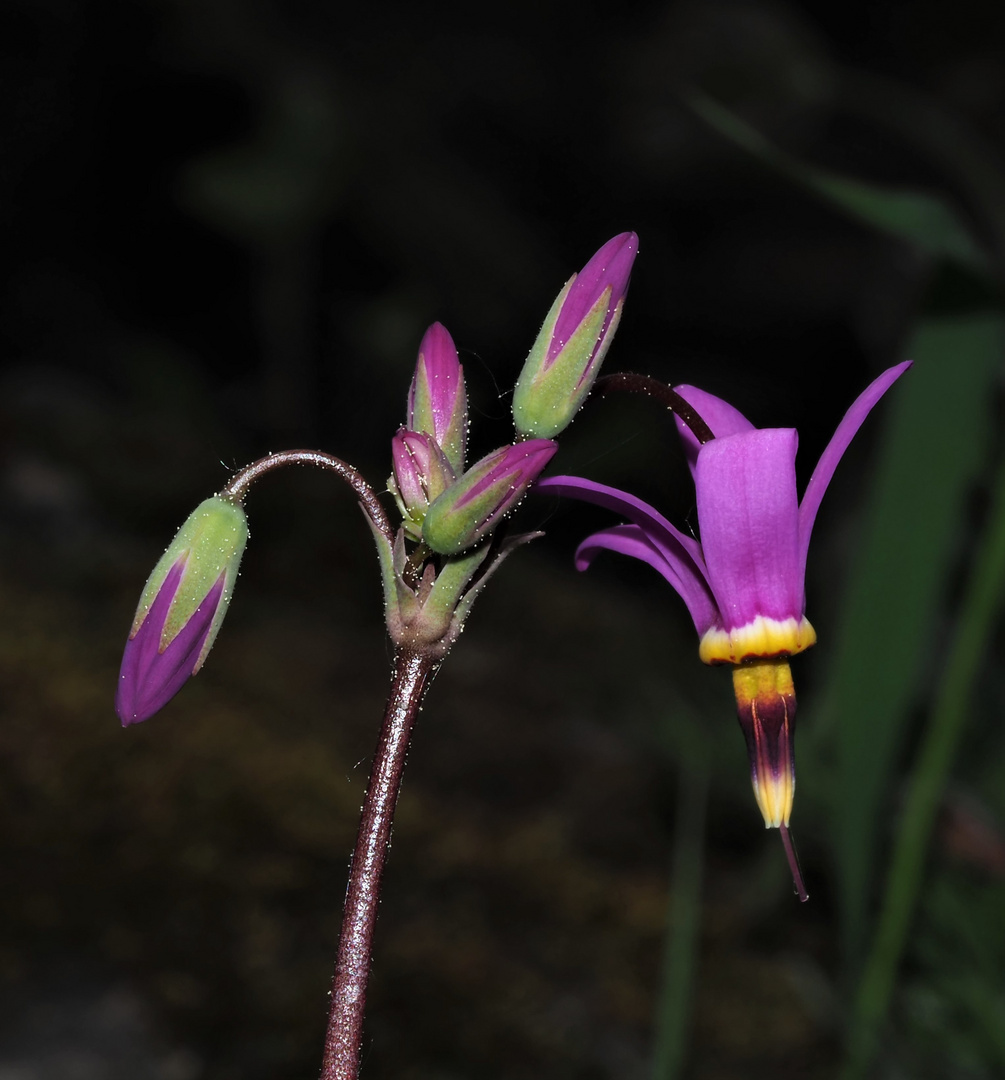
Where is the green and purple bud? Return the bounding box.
[116,496,249,726]
[389,428,457,539]
[407,322,468,473]
[512,232,638,439]
[422,439,558,556]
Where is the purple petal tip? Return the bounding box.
[548,233,639,364]
[116,572,225,725]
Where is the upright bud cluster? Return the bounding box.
[405,233,638,558]
[370,233,636,650]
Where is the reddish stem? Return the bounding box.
[320,648,438,1079]
[220,449,394,544]
[595,372,715,444]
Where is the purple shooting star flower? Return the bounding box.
[538,361,911,900]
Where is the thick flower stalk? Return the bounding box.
[539,361,911,899]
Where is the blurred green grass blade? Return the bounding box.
[842,442,1005,1079]
[824,315,1003,969]
[690,94,989,273]
[652,733,708,1080]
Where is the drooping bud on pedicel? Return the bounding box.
[116,496,249,726]
[422,439,558,556]
[389,428,457,539]
[407,322,468,473]
[512,232,638,439]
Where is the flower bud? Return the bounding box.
[116,496,249,726]
[422,439,558,556]
[407,322,468,473]
[389,428,457,539]
[512,232,638,439]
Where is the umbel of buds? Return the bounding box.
[116,496,248,725]
[512,231,638,439]
[115,237,636,726]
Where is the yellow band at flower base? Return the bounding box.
[699,614,816,665]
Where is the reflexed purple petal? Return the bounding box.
[797,361,912,575]
[547,233,638,364]
[576,524,720,635]
[576,524,664,573]
[116,571,225,726]
[673,385,756,477]
[695,429,803,631]
[536,474,708,571]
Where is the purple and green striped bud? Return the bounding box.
[389,428,457,539]
[407,322,468,473]
[422,439,558,556]
[512,232,638,439]
[116,496,249,726]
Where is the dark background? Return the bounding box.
[1,1,1003,1077]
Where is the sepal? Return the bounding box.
[366,516,490,656]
